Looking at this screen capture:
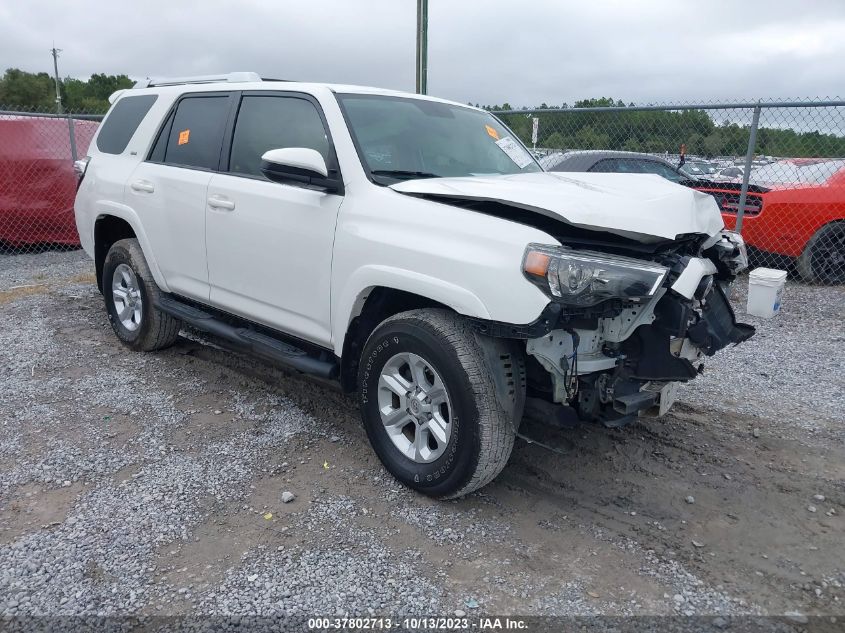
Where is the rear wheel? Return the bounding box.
[796,221,845,284]
[102,238,182,351]
[357,309,525,498]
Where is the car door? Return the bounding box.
[126,93,234,301]
[205,92,344,347]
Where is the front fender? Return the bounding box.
[332,265,491,355]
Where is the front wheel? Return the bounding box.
[357,309,525,499]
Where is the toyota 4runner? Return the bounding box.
[74,72,754,498]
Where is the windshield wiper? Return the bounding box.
[371,170,442,180]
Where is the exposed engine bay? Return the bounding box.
[520,230,755,426]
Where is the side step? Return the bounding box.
[157,296,339,380]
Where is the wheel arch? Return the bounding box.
[338,286,459,393]
[93,208,168,293]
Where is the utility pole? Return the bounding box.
[51,45,64,114]
[415,0,428,94]
[51,45,78,161]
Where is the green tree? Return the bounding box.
[544,132,566,149]
[0,68,133,113]
[0,68,56,110]
[494,99,845,158]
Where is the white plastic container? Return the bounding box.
[747,267,787,318]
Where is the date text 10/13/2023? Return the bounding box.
[307,616,529,630]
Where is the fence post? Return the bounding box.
[66,115,78,162]
[735,102,761,234]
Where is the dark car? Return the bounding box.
[545,150,693,183]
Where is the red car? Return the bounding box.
[693,159,845,283]
[0,116,97,247]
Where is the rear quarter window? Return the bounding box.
[96,94,158,154]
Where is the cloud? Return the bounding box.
[1,0,843,106]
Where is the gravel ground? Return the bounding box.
[1,249,843,623]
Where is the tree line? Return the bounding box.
[2,69,841,158]
[0,68,133,113]
[490,98,845,159]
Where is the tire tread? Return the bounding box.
[376,309,518,499]
[105,239,182,351]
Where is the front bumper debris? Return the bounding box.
[527,280,755,427]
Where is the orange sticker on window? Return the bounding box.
[485,125,500,140]
[178,129,190,145]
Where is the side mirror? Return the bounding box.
[259,148,342,194]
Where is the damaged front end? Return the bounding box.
[518,230,754,427]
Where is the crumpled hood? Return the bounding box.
[390,171,724,243]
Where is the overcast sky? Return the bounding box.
[2,0,844,106]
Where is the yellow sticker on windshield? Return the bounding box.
[485,125,500,140]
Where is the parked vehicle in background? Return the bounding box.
[684,161,716,180]
[74,74,753,498]
[544,150,845,283]
[547,150,693,182]
[713,166,745,183]
[0,116,97,247]
[692,158,845,283]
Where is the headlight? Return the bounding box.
[523,244,668,307]
[716,230,749,273]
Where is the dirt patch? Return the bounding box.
[0,481,85,545]
[0,284,48,304]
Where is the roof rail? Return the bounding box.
[133,72,262,89]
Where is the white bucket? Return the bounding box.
[747,267,787,318]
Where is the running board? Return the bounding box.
[157,296,339,380]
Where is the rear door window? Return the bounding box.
[96,94,157,154]
[160,95,231,170]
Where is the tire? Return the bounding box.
[102,238,182,351]
[357,309,525,499]
[796,221,845,284]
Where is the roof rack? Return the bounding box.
[133,72,262,89]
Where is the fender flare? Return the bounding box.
[93,201,171,293]
[332,265,491,355]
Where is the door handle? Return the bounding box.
[130,180,155,193]
[207,196,235,211]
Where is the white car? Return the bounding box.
[713,166,745,183]
[74,73,754,498]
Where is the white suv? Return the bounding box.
[74,72,754,498]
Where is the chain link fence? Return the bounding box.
[0,106,102,254]
[2,99,844,284]
[494,99,845,284]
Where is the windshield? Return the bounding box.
[336,93,541,182]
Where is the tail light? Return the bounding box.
[73,156,90,188]
[711,191,763,216]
